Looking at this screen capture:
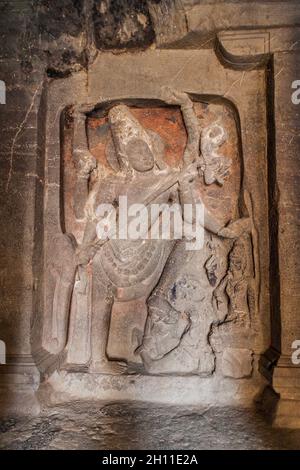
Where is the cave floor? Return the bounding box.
[1,402,300,450]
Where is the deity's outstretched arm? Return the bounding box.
[161,88,225,234]
[179,178,250,238]
[75,219,99,266]
[161,87,200,165]
[72,106,97,219]
[179,182,222,234]
[181,97,201,165]
[75,177,121,266]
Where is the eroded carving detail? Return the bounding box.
[210,234,256,378]
[138,243,216,376]
[201,122,232,186]
[44,89,253,379]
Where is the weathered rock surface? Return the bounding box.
[1,0,300,430]
[1,401,300,450]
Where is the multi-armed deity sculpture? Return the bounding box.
[45,88,254,378]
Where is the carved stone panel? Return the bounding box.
[34,49,269,404]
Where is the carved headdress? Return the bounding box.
[107,104,166,173]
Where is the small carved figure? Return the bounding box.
[213,236,255,329]
[201,122,232,185]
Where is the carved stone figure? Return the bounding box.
[201,122,232,185]
[137,216,251,376]
[213,236,255,329]
[209,234,256,378]
[134,93,251,376]
[47,88,250,376]
[137,249,217,375]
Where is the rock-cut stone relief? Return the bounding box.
[44,87,255,377]
[201,122,232,186]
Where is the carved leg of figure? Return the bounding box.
[197,318,215,376]
[197,342,215,376]
[89,286,127,375]
[44,233,77,356]
[62,267,92,370]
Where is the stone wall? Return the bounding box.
[0,0,299,428]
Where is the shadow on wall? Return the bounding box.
[0,4,43,416]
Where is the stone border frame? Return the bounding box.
[32,47,270,405]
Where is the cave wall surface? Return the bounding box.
[0,0,299,428]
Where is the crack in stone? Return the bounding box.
[6,82,43,192]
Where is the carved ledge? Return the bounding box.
[151,2,300,53]
[0,355,40,417]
